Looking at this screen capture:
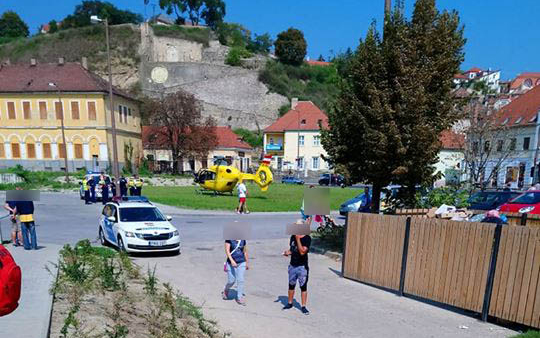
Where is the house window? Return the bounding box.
[11,143,20,158]
[58,143,66,159]
[269,137,274,144]
[128,107,132,116]
[300,119,306,125]
[39,102,47,119]
[0,143,4,158]
[74,144,83,159]
[55,101,63,120]
[118,105,123,123]
[312,157,319,169]
[23,102,31,120]
[298,135,304,146]
[71,102,80,120]
[510,138,517,151]
[26,143,36,159]
[524,137,531,150]
[43,143,52,158]
[88,102,97,120]
[123,106,128,123]
[7,102,15,119]
[297,157,304,169]
[313,135,320,146]
[496,140,503,152]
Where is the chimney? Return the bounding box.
[58,57,65,65]
[291,98,299,110]
[81,57,88,70]
[30,58,36,66]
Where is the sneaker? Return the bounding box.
[221,290,229,300]
[236,211,241,214]
[244,211,250,214]
[282,303,293,310]
[236,298,246,306]
[301,306,309,315]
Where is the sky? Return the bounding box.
[1,0,539,80]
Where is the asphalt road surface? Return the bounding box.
[0,192,518,338]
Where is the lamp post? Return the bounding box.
[91,15,120,197]
[48,82,69,183]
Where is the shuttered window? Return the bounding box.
[39,102,47,119]
[88,102,96,120]
[58,143,66,159]
[123,106,128,123]
[11,143,20,158]
[0,143,4,158]
[55,102,63,120]
[118,105,123,123]
[26,143,36,158]
[74,144,83,159]
[43,143,51,158]
[23,102,31,119]
[71,102,80,120]
[7,102,15,119]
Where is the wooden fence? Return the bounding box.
[342,212,540,329]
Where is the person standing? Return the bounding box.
[358,187,372,213]
[119,176,128,197]
[88,175,96,203]
[4,198,21,246]
[110,177,117,197]
[99,173,109,205]
[134,175,143,196]
[222,239,249,305]
[235,181,249,214]
[14,199,37,250]
[283,231,311,315]
[83,177,91,205]
[128,176,136,196]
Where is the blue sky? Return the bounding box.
[1,0,539,80]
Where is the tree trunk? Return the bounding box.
[172,149,179,174]
[371,183,382,214]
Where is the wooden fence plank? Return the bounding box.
[502,229,522,320]
[510,228,529,323]
[516,229,536,323]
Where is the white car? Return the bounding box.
[98,199,180,254]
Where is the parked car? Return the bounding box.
[98,198,180,254]
[281,176,304,185]
[340,193,367,215]
[319,174,348,187]
[467,190,521,211]
[498,191,540,214]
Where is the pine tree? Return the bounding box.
[321,0,465,211]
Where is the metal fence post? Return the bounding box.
[481,223,503,321]
[520,213,528,226]
[341,212,349,276]
[398,216,412,296]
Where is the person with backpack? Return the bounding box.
[222,239,249,306]
[0,244,21,316]
[14,199,37,250]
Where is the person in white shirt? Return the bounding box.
[236,181,249,214]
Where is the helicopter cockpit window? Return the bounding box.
[199,170,216,182]
[226,168,232,173]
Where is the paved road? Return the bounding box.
[0,192,518,338]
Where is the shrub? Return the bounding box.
[274,28,307,66]
[232,128,263,147]
[225,46,252,66]
[416,186,470,209]
[151,24,211,46]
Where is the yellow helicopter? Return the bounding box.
[193,155,273,194]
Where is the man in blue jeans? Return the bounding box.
[14,200,37,250]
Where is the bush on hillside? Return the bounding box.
[232,128,263,148]
[151,24,211,46]
[225,46,252,66]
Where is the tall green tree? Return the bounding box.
[201,0,226,29]
[0,11,29,38]
[159,0,225,27]
[321,0,465,212]
[274,28,307,66]
[48,20,59,33]
[61,1,142,29]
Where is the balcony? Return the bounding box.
[266,144,283,151]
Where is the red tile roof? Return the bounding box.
[306,60,331,67]
[510,72,540,90]
[0,62,134,100]
[264,101,328,133]
[497,84,540,126]
[142,126,252,150]
[464,67,483,74]
[439,130,464,150]
[454,73,468,80]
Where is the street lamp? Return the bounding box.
[91,15,120,196]
[48,82,70,183]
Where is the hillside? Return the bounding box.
[0,23,287,130]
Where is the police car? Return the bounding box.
[79,172,113,201]
[98,196,180,254]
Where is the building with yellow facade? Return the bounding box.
[0,59,142,172]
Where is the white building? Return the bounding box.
[434,130,464,187]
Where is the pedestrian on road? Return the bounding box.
[119,176,128,197]
[128,176,136,196]
[283,230,311,315]
[4,198,21,247]
[358,186,372,213]
[99,173,109,205]
[110,177,117,197]
[222,239,249,305]
[236,181,249,214]
[134,174,143,196]
[88,176,96,203]
[14,199,37,250]
[82,177,91,205]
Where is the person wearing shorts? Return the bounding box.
[4,200,21,246]
[283,233,311,315]
[236,181,249,214]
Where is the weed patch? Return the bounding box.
[151,24,211,46]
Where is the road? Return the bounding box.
[0,192,518,338]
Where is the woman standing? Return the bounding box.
[222,239,249,305]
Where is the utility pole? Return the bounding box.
[49,83,69,183]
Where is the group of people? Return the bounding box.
[82,173,144,205]
[222,219,312,315]
[3,189,37,251]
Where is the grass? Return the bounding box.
[0,166,81,190]
[513,332,540,338]
[144,182,362,212]
[151,24,211,47]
